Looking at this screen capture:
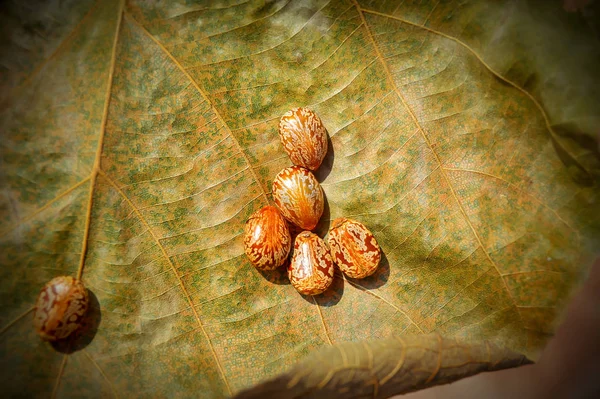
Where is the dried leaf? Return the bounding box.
[0,0,599,397]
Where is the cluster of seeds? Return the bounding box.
[244,107,381,295]
[32,108,382,342]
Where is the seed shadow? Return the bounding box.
[51,289,101,354]
[313,190,331,238]
[300,272,344,307]
[257,263,290,285]
[287,220,304,241]
[346,250,390,290]
[314,132,334,184]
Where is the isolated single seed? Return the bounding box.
[33,276,89,341]
[278,107,328,171]
[272,166,324,231]
[244,205,291,270]
[328,218,381,279]
[289,231,334,295]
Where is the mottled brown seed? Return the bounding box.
[33,276,89,341]
[328,218,381,279]
[278,107,328,171]
[244,206,291,270]
[272,166,324,231]
[288,231,334,295]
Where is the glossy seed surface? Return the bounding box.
[272,166,324,230]
[288,231,334,295]
[328,218,381,279]
[278,107,328,171]
[244,205,291,270]
[33,276,89,341]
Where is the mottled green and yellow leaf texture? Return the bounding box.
[1,0,599,397]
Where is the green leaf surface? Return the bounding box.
[1,0,599,397]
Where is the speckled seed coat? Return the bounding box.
[272,166,324,231]
[33,276,89,341]
[328,218,381,279]
[278,107,328,171]
[244,206,291,270]
[289,231,334,295]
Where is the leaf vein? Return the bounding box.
[354,0,526,334]
[361,7,593,179]
[97,169,232,395]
